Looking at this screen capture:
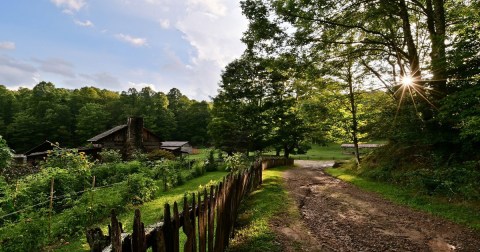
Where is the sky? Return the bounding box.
[0,0,248,100]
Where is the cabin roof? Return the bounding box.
[340,143,384,148]
[161,141,189,147]
[24,140,58,155]
[87,124,127,142]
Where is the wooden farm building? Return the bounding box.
[23,140,101,165]
[87,117,162,157]
[160,141,193,155]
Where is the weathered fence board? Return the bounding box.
[91,157,292,252]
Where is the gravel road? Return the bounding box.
[281,160,480,252]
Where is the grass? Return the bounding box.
[228,166,298,252]
[326,166,480,231]
[289,143,352,160]
[55,171,228,252]
[185,148,211,161]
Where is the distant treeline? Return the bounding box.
[0,82,211,152]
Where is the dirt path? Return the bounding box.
[280,160,480,252]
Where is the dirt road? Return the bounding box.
[281,160,480,252]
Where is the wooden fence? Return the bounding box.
[86,158,292,252]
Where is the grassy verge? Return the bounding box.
[326,167,480,231]
[228,166,298,252]
[55,171,228,252]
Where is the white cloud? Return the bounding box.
[0,41,16,50]
[115,33,148,47]
[32,58,76,78]
[51,0,87,12]
[176,1,247,67]
[187,0,227,17]
[74,19,94,27]
[0,55,38,87]
[158,19,171,29]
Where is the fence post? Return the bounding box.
[182,195,194,252]
[198,188,207,252]
[208,185,215,252]
[163,203,174,252]
[173,202,180,252]
[111,210,123,252]
[132,209,146,252]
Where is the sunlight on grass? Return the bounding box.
[229,166,294,252]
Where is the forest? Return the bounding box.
[0,84,211,153]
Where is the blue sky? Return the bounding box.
[0,0,248,100]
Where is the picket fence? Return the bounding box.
[86,157,294,252]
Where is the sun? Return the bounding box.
[401,75,414,86]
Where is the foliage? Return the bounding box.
[91,161,142,185]
[225,153,249,172]
[0,136,13,172]
[0,210,50,252]
[125,173,159,205]
[192,161,206,177]
[99,149,122,163]
[41,145,93,173]
[209,55,310,157]
[147,149,176,161]
[14,167,90,212]
[204,149,218,172]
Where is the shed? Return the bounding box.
[161,141,193,155]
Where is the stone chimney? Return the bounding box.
[125,117,144,158]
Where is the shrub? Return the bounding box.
[0,136,13,173]
[124,174,158,205]
[41,146,93,173]
[99,149,122,163]
[0,210,49,252]
[225,153,249,172]
[92,161,142,185]
[152,161,182,191]
[204,149,218,172]
[15,167,89,212]
[147,149,176,161]
[192,161,206,177]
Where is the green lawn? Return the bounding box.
[185,148,212,161]
[326,167,480,231]
[55,171,228,252]
[290,143,352,160]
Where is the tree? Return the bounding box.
[209,56,270,154]
[76,103,110,143]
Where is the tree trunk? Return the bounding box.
[398,0,422,80]
[426,0,447,98]
[347,63,361,166]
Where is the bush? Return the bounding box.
[0,210,49,252]
[152,161,182,191]
[124,174,158,205]
[204,149,218,172]
[192,161,206,177]
[41,146,93,173]
[99,149,122,163]
[14,167,90,213]
[225,153,249,172]
[147,149,176,161]
[92,161,142,185]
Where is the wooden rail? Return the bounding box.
[87,158,292,252]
